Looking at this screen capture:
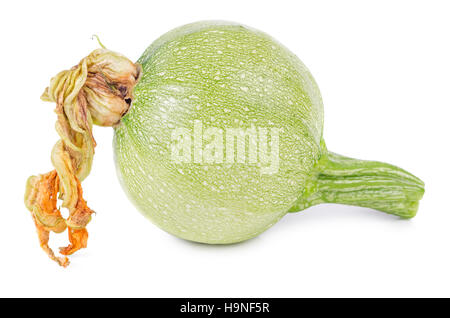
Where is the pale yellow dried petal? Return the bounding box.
[25,46,140,266]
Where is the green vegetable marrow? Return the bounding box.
[25,21,424,266]
[114,21,424,244]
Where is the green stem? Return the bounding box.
[289,152,425,218]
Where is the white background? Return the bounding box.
[1,0,449,297]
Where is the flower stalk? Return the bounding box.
[290,151,425,218]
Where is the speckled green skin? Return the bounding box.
[114,21,424,244]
